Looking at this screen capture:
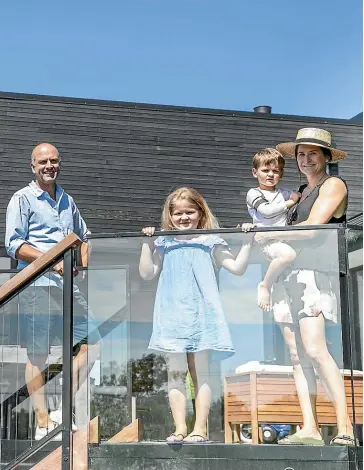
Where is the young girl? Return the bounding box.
[139,187,252,443]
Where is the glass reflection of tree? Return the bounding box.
[91,353,225,441]
[91,360,130,440]
[131,353,171,441]
[91,354,169,440]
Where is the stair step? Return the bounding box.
[0,440,60,469]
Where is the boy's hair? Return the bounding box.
[161,187,219,230]
[252,148,285,174]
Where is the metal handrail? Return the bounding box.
[86,223,348,239]
[0,233,81,307]
[0,236,81,470]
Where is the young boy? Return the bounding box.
[246,148,300,311]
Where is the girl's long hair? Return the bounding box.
[161,187,219,230]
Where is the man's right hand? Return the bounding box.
[53,261,64,275]
[52,261,79,277]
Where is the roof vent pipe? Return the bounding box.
[254,105,272,114]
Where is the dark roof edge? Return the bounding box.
[347,212,363,226]
[350,112,363,121]
[348,212,363,220]
[0,90,361,127]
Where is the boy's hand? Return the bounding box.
[238,223,255,233]
[289,191,301,203]
[142,227,156,237]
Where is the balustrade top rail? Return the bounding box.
[0,225,361,302]
[86,223,350,239]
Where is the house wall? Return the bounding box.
[0,92,362,240]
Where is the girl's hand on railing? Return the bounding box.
[142,227,156,237]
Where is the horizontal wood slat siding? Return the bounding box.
[0,92,362,240]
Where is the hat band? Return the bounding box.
[295,137,331,148]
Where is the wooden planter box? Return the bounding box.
[224,370,363,444]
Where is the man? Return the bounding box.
[5,143,99,440]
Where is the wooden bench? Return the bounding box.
[224,370,363,444]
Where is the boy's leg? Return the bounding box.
[166,353,188,441]
[258,242,297,311]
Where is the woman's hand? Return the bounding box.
[142,227,156,237]
[254,231,277,244]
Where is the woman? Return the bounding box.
[255,128,355,446]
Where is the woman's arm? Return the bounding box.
[297,178,347,225]
[214,234,254,275]
[255,178,347,243]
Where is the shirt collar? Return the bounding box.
[28,181,64,204]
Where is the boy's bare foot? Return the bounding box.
[257,282,271,311]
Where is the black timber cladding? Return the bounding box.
[0,91,362,241]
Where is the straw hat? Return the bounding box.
[276,128,347,162]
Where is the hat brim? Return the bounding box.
[276,141,347,162]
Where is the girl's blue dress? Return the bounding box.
[148,234,234,359]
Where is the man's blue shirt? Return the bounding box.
[5,181,88,286]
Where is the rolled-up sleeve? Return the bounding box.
[71,199,88,242]
[5,194,29,259]
[247,188,287,218]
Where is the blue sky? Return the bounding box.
[1,0,362,118]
